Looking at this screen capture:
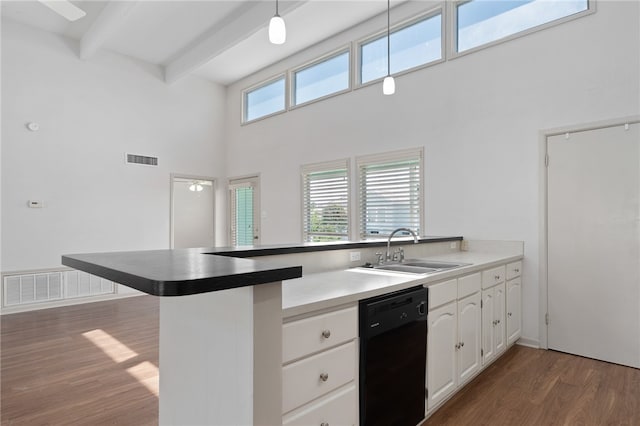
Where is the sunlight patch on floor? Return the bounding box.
[82,329,138,363]
[126,361,160,397]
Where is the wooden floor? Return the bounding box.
[1,296,160,425]
[424,345,640,426]
[2,297,639,425]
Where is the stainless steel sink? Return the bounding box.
[402,260,471,270]
[374,264,439,274]
[372,259,471,274]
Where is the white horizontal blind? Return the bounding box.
[302,160,349,242]
[358,149,423,239]
[229,176,259,246]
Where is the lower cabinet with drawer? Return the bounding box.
[427,261,522,415]
[427,274,482,411]
[282,305,359,426]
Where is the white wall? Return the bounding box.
[225,1,640,345]
[1,20,228,278]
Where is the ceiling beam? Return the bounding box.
[164,0,307,85]
[80,1,139,60]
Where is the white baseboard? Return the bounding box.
[0,292,146,315]
[516,337,540,349]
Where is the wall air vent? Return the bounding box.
[126,153,158,166]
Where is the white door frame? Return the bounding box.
[228,174,261,246]
[170,173,217,249]
[538,115,640,349]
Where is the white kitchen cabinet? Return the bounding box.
[282,305,357,363]
[506,277,522,346]
[427,301,457,409]
[482,282,506,365]
[283,384,357,426]
[282,305,358,425]
[427,274,482,411]
[457,292,481,386]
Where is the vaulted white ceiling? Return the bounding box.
[1,0,402,85]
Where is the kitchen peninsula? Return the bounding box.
[62,236,523,426]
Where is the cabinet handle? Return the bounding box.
[455,343,460,350]
[321,423,329,426]
[508,312,512,317]
[321,330,331,339]
[497,319,501,324]
[460,341,464,348]
[495,275,500,280]
[514,268,520,273]
[492,320,497,326]
[319,373,329,382]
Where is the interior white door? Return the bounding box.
[547,122,640,368]
[171,176,215,249]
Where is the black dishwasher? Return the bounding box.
[359,285,427,426]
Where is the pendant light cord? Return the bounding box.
[387,0,391,76]
[276,0,279,17]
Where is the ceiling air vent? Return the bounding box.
[126,153,158,166]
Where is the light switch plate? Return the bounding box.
[350,251,361,262]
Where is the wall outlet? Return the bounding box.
[350,251,361,262]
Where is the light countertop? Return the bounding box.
[283,246,523,318]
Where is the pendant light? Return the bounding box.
[382,0,395,95]
[269,0,286,45]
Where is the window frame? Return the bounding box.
[356,148,425,240]
[241,74,288,125]
[289,45,353,110]
[355,7,445,89]
[301,159,352,242]
[449,0,595,59]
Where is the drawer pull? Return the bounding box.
[514,268,520,273]
[321,329,331,339]
[495,275,500,280]
[508,312,512,317]
[319,372,329,382]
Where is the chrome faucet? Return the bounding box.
[385,228,419,263]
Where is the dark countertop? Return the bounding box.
[207,236,463,258]
[61,236,462,297]
[62,249,302,296]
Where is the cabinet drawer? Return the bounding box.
[458,273,481,299]
[283,384,357,426]
[482,266,506,289]
[283,306,357,363]
[506,261,522,280]
[429,279,457,310]
[282,341,356,414]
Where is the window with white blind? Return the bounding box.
[357,149,423,239]
[302,160,350,242]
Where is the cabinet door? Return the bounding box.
[427,302,457,410]
[283,384,357,426]
[507,278,522,346]
[494,283,506,355]
[457,292,481,386]
[481,289,495,365]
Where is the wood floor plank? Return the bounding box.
[424,345,640,426]
[1,296,160,426]
[3,297,640,425]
